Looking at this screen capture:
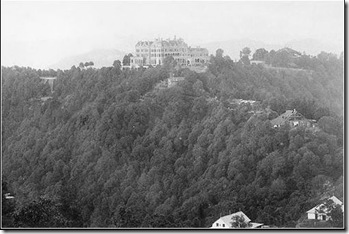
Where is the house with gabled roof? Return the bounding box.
[306,196,344,221]
[211,211,263,228]
[270,109,316,128]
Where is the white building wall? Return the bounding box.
[307,213,316,219]
[211,219,230,228]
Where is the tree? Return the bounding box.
[272,50,291,67]
[113,60,122,69]
[240,56,250,65]
[252,48,268,61]
[163,55,177,70]
[320,199,343,228]
[2,180,15,227]
[240,47,251,58]
[79,62,84,69]
[122,53,133,66]
[13,198,70,227]
[240,47,251,65]
[328,205,343,228]
[216,49,224,58]
[230,214,250,228]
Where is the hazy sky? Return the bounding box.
[1,1,344,68]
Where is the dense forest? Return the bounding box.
[2,48,344,228]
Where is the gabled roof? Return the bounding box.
[270,109,303,126]
[219,211,251,227]
[136,41,154,47]
[329,196,343,205]
[250,222,264,228]
[307,196,343,214]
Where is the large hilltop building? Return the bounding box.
[129,36,209,68]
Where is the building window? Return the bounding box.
[216,223,219,227]
[222,224,225,227]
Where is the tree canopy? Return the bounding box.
[1,47,343,228]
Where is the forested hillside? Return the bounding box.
[2,49,344,228]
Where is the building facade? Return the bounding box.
[211,211,264,228]
[270,109,316,128]
[306,196,343,221]
[130,37,209,68]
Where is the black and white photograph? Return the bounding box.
[1,0,345,229]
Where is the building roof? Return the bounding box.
[329,196,343,205]
[307,196,343,214]
[250,222,264,228]
[136,38,188,48]
[250,60,265,64]
[40,76,57,79]
[270,109,303,126]
[189,47,208,52]
[218,211,251,227]
[229,98,257,105]
[136,41,154,47]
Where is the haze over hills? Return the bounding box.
[200,38,343,60]
[47,38,343,70]
[49,48,126,70]
[284,39,343,56]
[200,38,283,60]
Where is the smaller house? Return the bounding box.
[40,76,57,93]
[228,98,259,106]
[211,211,263,228]
[306,196,343,221]
[4,193,14,199]
[270,109,315,128]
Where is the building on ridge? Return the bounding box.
[129,36,209,68]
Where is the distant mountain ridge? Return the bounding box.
[49,48,126,70]
[200,38,342,60]
[49,38,342,70]
[200,38,282,60]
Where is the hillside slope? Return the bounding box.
[2,51,343,228]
